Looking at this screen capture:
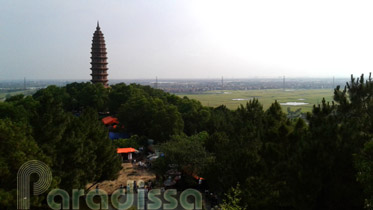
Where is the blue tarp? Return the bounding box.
[109,132,130,140]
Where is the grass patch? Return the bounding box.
[0,89,36,101]
[178,89,335,113]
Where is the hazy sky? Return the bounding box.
[1,0,373,80]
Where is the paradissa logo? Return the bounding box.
[17,160,202,210]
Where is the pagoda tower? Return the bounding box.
[90,21,109,87]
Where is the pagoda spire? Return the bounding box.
[90,22,108,87]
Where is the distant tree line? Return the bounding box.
[1,74,373,209]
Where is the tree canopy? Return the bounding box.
[2,74,373,209]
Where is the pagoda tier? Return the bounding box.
[90,22,109,87]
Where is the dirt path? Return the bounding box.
[87,163,156,194]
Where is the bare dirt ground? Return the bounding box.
[86,163,156,194]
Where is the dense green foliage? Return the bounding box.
[152,74,373,210]
[1,74,373,209]
[112,135,142,149]
[0,84,121,209]
[220,184,246,210]
[152,132,213,179]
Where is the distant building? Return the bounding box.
[90,21,109,87]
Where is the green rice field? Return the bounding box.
[0,89,36,101]
[178,89,335,113]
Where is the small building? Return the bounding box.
[117,148,137,162]
[102,116,119,126]
[101,116,130,139]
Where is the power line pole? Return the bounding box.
[155,76,158,89]
[283,76,285,91]
[221,76,224,89]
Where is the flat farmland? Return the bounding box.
[0,89,36,101]
[178,89,335,113]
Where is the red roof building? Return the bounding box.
[117,147,137,162]
[117,148,137,154]
[102,116,119,125]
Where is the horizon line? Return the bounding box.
[0,76,352,81]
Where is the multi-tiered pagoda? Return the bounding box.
[90,22,109,87]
